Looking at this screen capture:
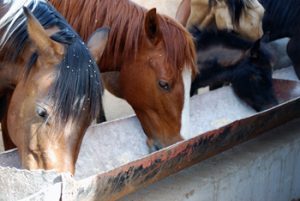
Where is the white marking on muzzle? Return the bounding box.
[180,67,192,140]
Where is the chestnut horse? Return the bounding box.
[50,0,197,151]
[131,0,265,41]
[0,0,108,174]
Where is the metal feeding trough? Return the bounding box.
[1,74,300,200]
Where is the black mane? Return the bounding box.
[209,0,254,24]
[0,1,102,123]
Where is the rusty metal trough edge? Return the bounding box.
[60,80,300,201]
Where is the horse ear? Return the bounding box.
[23,7,64,59]
[87,27,109,63]
[145,8,162,45]
[175,0,191,26]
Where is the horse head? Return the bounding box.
[49,0,197,151]
[190,28,277,112]
[232,39,277,111]
[0,1,108,174]
[118,8,196,151]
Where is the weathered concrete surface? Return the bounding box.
[0,148,20,168]
[0,167,63,201]
[60,83,259,177]
[75,117,149,179]
[268,38,291,70]
[273,66,298,81]
[121,118,300,201]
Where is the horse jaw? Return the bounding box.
[180,66,192,140]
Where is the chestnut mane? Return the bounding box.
[50,0,196,73]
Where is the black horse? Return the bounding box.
[190,27,278,112]
[260,0,300,78]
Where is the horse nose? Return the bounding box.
[22,152,72,174]
[256,98,278,112]
[55,153,75,175]
[35,151,75,174]
[147,138,163,153]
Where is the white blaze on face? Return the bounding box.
[180,66,192,140]
[63,119,76,139]
[45,148,58,165]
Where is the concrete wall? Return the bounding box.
[121,119,300,201]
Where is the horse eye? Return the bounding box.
[158,80,171,91]
[36,106,48,119]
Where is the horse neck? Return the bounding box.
[261,0,299,40]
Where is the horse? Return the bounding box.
[260,0,300,79]
[190,27,278,111]
[130,0,265,41]
[0,0,108,174]
[49,0,197,151]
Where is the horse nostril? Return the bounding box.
[147,138,163,153]
[257,99,278,112]
[149,143,163,153]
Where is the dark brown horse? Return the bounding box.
[260,0,300,79]
[0,0,108,174]
[190,27,278,111]
[49,0,197,151]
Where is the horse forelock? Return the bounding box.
[49,0,197,75]
[0,0,102,124]
[50,37,102,124]
[158,16,197,76]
